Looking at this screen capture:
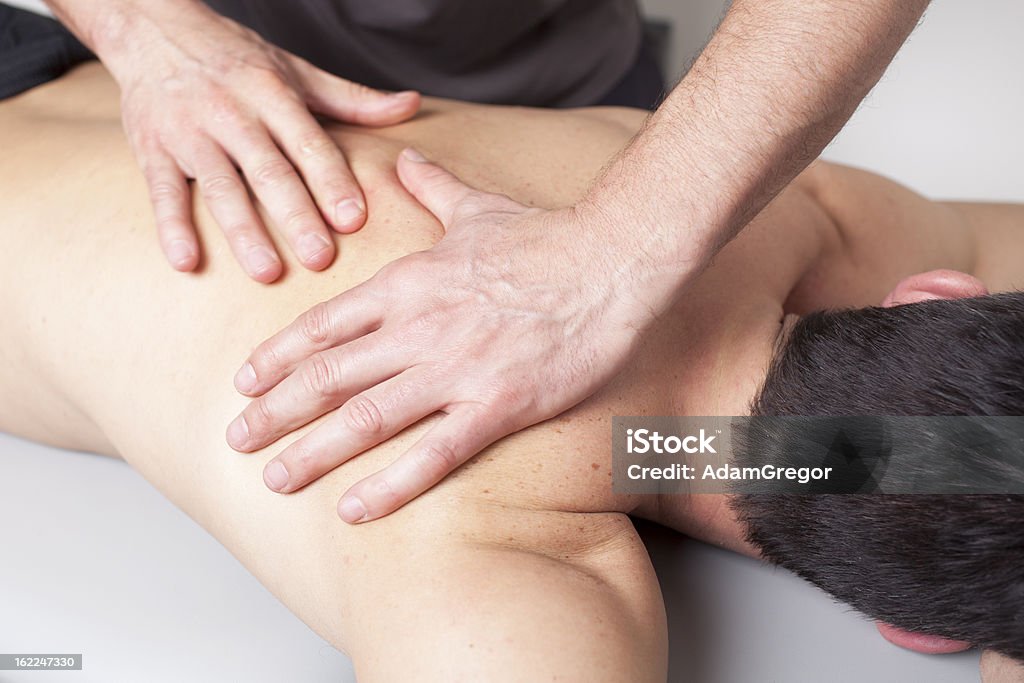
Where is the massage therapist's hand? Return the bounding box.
[228,149,662,522]
[45,0,420,282]
[223,0,933,521]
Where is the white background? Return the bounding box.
[2,1,1021,681]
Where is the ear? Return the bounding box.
[882,269,989,308]
[875,621,972,654]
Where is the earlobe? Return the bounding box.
[882,269,989,308]
[875,621,972,654]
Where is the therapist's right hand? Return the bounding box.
[66,0,420,281]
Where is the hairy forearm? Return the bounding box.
[585,0,930,302]
[43,0,205,60]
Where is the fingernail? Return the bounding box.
[297,233,331,264]
[264,461,290,491]
[338,496,368,523]
[167,239,196,268]
[389,90,418,104]
[402,147,428,163]
[247,245,279,277]
[335,199,365,228]
[234,363,257,393]
[226,414,250,448]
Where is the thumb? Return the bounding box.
[396,147,479,229]
[297,62,420,126]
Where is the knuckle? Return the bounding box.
[251,69,293,98]
[297,133,338,160]
[283,440,318,473]
[342,395,386,438]
[374,261,400,284]
[300,302,333,345]
[199,172,241,200]
[233,121,269,148]
[251,157,298,187]
[250,342,282,375]
[369,268,402,301]
[133,131,162,154]
[452,193,490,220]
[489,381,526,412]
[282,206,319,231]
[344,80,377,101]
[209,97,246,125]
[248,397,276,432]
[148,180,185,205]
[155,216,189,235]
[221,221,256,240]
[302,352,340,396]
[416,439,460,476]
[364,476,399,508]
[378,254,421,284]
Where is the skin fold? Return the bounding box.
[1,63,1023,680]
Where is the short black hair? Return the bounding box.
[731,292,1024,660]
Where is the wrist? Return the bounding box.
[576,184,710,282]
[51,0,202,71]
[44,0,127,56]
[564,197,703,333]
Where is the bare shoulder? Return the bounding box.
[942,201,1024,293]
[353,98,644,210]
[786,160,980,310]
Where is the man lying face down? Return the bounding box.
[5,59,1024,678]
[732,271,1024,665]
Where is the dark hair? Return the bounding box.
[731,292,1024,660]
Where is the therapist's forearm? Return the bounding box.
[583,0,930,300]
[43,0,202,60]
[42,0,112,48]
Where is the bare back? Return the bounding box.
[2,62,1023,679]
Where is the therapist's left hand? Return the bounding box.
[227,148,658,522]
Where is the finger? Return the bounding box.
[193,141,283,282]
[140,150,200,271]
[395,148,480,228]
[234,290,381,396]
[266,105,368,234]
[294,61,420,127]
[337,407,503,523]
[224,128,337,270]
[259,369,443,494]
[227,332,403,452]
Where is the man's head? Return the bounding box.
[732,270,1024,660]
[759,269,1023,417]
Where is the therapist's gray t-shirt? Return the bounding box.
[205,0,643,106]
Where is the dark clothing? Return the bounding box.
[205,0,645,107]
[0,1,660,109]
[594,32,665,110]
[0,3,93,101]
